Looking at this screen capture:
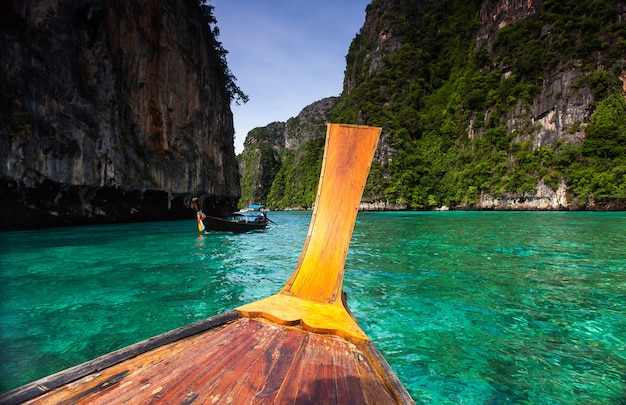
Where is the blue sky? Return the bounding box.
[211,1,371,154]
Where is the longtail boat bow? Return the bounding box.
[1,124,414,405]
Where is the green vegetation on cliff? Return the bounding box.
[238,100,335,209]
[191,0,248,105]
[240,0,625,210]
[238,126,281,206]
[329,0,626,208]
[238,125,326,209]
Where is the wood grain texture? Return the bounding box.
[284,124,381,303]
[0,311,241,405]
[17,318,413,404]
[237,124,381,342]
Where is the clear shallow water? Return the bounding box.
[1,211,625,403]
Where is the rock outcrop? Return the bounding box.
[0,0,239,229]
[339,0,625,210]
[478,180,569,210]
[238,97,338,207]
[474,0,591,149]
[282,97,339,151]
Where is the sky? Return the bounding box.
[210,1,372,154]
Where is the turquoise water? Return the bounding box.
[1,211,625,403]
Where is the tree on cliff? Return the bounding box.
[192,0,248,105]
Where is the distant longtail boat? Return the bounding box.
[1,124,415,404]
[193,198,269,233]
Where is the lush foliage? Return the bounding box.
[188,0,248,105]
[238,128,326,210]
[329,0,626,208]
[238,100,335,209]
[265,137,325,209]
[240,0,625,209]
[238,149,280,207]
[571,93,626,199]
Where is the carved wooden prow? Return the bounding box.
[237,123,381,341]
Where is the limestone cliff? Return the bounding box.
[238,97,338,208]
[336,0,626,210]
[474,0,592,149]
[0,0,240,229]
[237,0,624,211]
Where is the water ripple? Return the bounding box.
[1,211,625,403]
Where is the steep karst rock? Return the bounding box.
[238,97,338,208]
[0,0,240,229]
[337,0,626,210]
[241,0,624,211]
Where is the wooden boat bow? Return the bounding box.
[1,124,415,405]
[237,124,381,341]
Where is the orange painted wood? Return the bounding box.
[284,123,381,303]
[237,124,381,342]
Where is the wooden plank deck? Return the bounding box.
[10,315,411,404]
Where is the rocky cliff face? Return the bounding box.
[339,0,625,210]
[282,97,339,151]
[238,97,337,207]
[474,0,588,150]
[238,121,285,207]
[0,0,239,229]
[474,0,624,209]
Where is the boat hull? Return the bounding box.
[203,215,267,232]
[1,312,413,404]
